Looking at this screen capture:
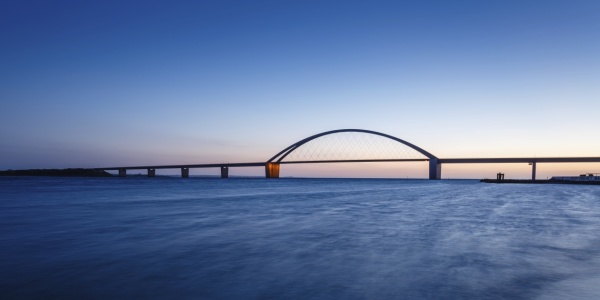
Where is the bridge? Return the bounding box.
[99,129,600,180]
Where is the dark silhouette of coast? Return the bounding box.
[0,168,113,177]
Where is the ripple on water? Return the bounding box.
[1,177,600,299]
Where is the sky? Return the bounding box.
[1,0,599,178]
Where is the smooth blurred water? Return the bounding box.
[1,177,600,299]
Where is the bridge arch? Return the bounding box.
[266,129,441,179]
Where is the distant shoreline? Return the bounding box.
[0,169,113,177]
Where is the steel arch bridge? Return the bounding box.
[100,128,600,180]
[265,129,442,179]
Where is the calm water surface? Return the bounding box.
[1,177,600,299]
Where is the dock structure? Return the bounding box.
[481,179,600,185]
[551,174,600,182]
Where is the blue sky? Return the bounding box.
[1,0,599,178]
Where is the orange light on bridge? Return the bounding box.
[265,163,280,178]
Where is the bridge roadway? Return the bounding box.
[99,157,600,180]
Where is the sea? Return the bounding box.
[1,177,600,299]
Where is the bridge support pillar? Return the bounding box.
[181,167,189,178]
[221,166,229,178]
[429,159,442,180]
[119,168,126,177]
[531,162,536,180]
[265,163,280,178]
[148,168,155,177]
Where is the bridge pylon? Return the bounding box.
[429,159,442,180]
[265,163,280,178]
[221,166,229,178]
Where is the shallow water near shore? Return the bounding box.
[1,177,600,299]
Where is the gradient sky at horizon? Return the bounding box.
[1,0,599,178]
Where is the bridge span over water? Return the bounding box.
[100,129,600,180]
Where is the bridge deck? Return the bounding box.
[99,157,600,171]
[99,162,265,170]
[439,157,600,163]
[280,159,429,164]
